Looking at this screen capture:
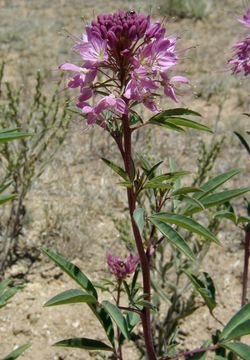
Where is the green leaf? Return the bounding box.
[0,278,12,295]
[133,208,144,235]
[3,344,31,360]
[220,303,250,340]
[196,169,241,200]
[172,187,204,196]
[66,106,83,115]
[149,111,211,133]
[165,117,212,133]
[41,248,97,299]
[156,108,202,117]
[185,188,250,215]
[183,271,216,313]
[126,311,141,331]
[42,249,115,345]
[238,216,250,224]
[214,211,237,224]
[101,158,129,182]
[54,338,113,351]
[220,342,250,360]
[102,301,129,340]
[151,213,220,244]
[181,195,205,211]
[221,320,250,341]
[0,287,19,309]
[0,194,17,205]
[0,131,33,143]
[234,132,250,155]
[149,217,195,260]
[142,161,164,180]
[44,289,96,307]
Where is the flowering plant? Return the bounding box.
[43,10,250,360]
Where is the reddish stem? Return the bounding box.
[160,344,219,360]
[121,113,156,360]
[242,224,250,307]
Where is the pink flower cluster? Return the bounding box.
[229,9,250,76]
[59,11,188,125]
[107,252,139,280]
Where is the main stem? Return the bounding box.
[241,224,250,307]
[122,114,156,360]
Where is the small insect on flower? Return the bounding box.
[128,10,136,15]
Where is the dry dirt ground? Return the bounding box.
[0,0,250,359]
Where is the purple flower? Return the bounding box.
[229,36,250,76]
[59,11,188,124]
[82,94,127,125]
[229,8,250,76]
[238,8,250,28]
[107,252,139,280]
[74,27,108,67]
[161,73,189,103]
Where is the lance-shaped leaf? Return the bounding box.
[195,169,241,200]
[54,338,113,351]
[0,130,33,143]
[3,344,31,360]
[220,320,250,341]
[151,213,220,244]
[66,106,83,115]
[220,342,250,360]
[44,289,97,307]
[220,303,250,340]
[133,208,144,235]
[149,217,195,260]
[0,194,17,205]
[156,108,201,117]
[42,248,97,298]
[172,187,204,196]
[149,113,212,133]
[42,249,114,345]
[102,301,129,340]
[234,131,250,155]
[184,188,250,215]
[214,211,237,224]
[183,271,216,313]
[101,158,129,182]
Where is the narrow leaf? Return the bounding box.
[151,213,220,244]
[214,211,237,224]
[222,319,250,341]
[3,344,31,360]
[0,131,33,142]
[165,117,212,133]
[149,217,195,260]
[0,194,17,205]
[156,108,202,117]
[196,169,241,200]
[102,301,129,340]
[44,289,96,307]
[185,188,250,215]
[183,271,216,313]
[172,187,204,196]
[101,158,129,182]
[41,249,97,298]
[133,208,144,235]
[234,132,250,155]
[220,342,250,360]
[220,303,250,340]
[42,249,115,345]
[54,338,113,351]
